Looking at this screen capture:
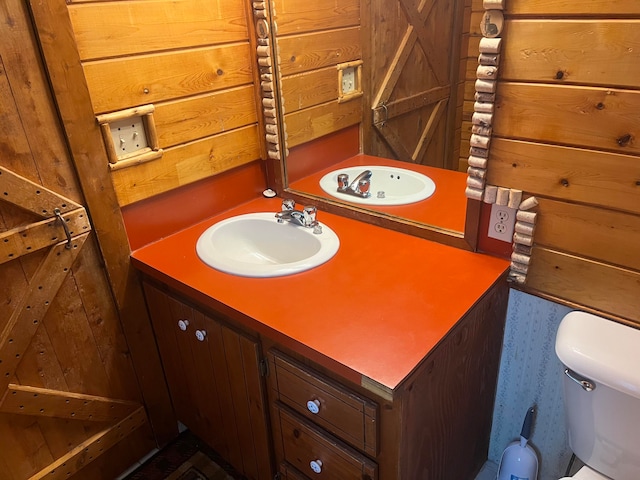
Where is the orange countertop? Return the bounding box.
[131,196,508,392]
[288,154,468,233]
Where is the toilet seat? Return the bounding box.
[559,465,611,479]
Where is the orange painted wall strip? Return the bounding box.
[122,161,266,250]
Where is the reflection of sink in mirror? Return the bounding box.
[319,166,436,205]
[196,212,339,278]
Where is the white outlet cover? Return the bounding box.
[341,66,356,94]
[488,204,516,242]
[110,116,148,156]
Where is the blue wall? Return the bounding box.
[489,289,574,480]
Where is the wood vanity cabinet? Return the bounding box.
[266,279,508,480]
[142,282,272,480]
[142,276,508,480]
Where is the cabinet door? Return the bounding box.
[143,283,272,480]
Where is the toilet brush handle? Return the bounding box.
[520,406,535,440]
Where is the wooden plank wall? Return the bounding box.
[457,0,483,172]
[272,0,363,156]
[66,0,264,206]
[486,2,640,325]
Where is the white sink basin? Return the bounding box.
[319,165,436,205]
[196,212,339,277]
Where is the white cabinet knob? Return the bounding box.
[309,459,323,474]
[177,319,189,331]
[306,399,321,414]
[195,329,207,342]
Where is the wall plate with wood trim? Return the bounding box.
[96,104,163,171]
[337,60,364,103]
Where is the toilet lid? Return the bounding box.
[559,465,610,479]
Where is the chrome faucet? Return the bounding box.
[337,169,372,198]
[275,199,322,233]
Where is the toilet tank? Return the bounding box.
[556,311,640,480]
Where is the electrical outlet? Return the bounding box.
[488,204,516,242]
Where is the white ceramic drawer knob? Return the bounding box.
[195,329,207,342]
[306,399,321,414]
[177,319,189,331]
[309,459,323,474]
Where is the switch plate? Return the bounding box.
[487,204,516,242]
[109,116,148,156]
[341,66,357,94]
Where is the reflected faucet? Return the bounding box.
[275,199,322,233]
[337,169,372,198]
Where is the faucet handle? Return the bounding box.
[303,205,317,226]
[337,173,349,191]
[281,198,295,211]
[358,178,371,196]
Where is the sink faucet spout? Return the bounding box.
[337,169,372,198]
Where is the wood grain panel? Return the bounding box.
[277,27,361,76]
[281,67,339,113]
[502,20,640,88]
[495,83,640,155]
[507,1,640,16]
[535,198,640,272]
[203,319,243,470]
[83,44,253,113]
[273,0,360,35]
[221,328,260,480]
[487,138,640,215]
[0,384,138,421]
[153,86,258,148]
[527,247,640,322]
[110,125,261,206]
[31,407,147,480]
[285,101,362,148]
[401,281,507,479]
[69,0,248,60]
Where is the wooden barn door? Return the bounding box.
[364,0,464,169]
[0,2,160,478]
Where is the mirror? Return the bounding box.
[263,0,479,250]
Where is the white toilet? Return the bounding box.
[555,311,640,480]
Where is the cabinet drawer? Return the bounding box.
[271,351,377,456]
[278,463,308,480]
[277,405,377,480]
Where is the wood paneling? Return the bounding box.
[526,248,640,322]
[457,0,484,171]
[495,83,640,156]
[274,1,363,159]
[69,0,248,60]
[488,5,640,324]
[62,0,265,208]
[506,1,640,16]
[281,67,339,113]
[273,0,360,35]
[277,27,362,76]
[534,198,640,272]
[154,86,258,148]
[502,20,640,88]
[488,138,640,215]
[84,44,253,114]
[285,101,362,148]
[111,125,261,206]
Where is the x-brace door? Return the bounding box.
[0,166,145,480]
[367,0,461,169]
